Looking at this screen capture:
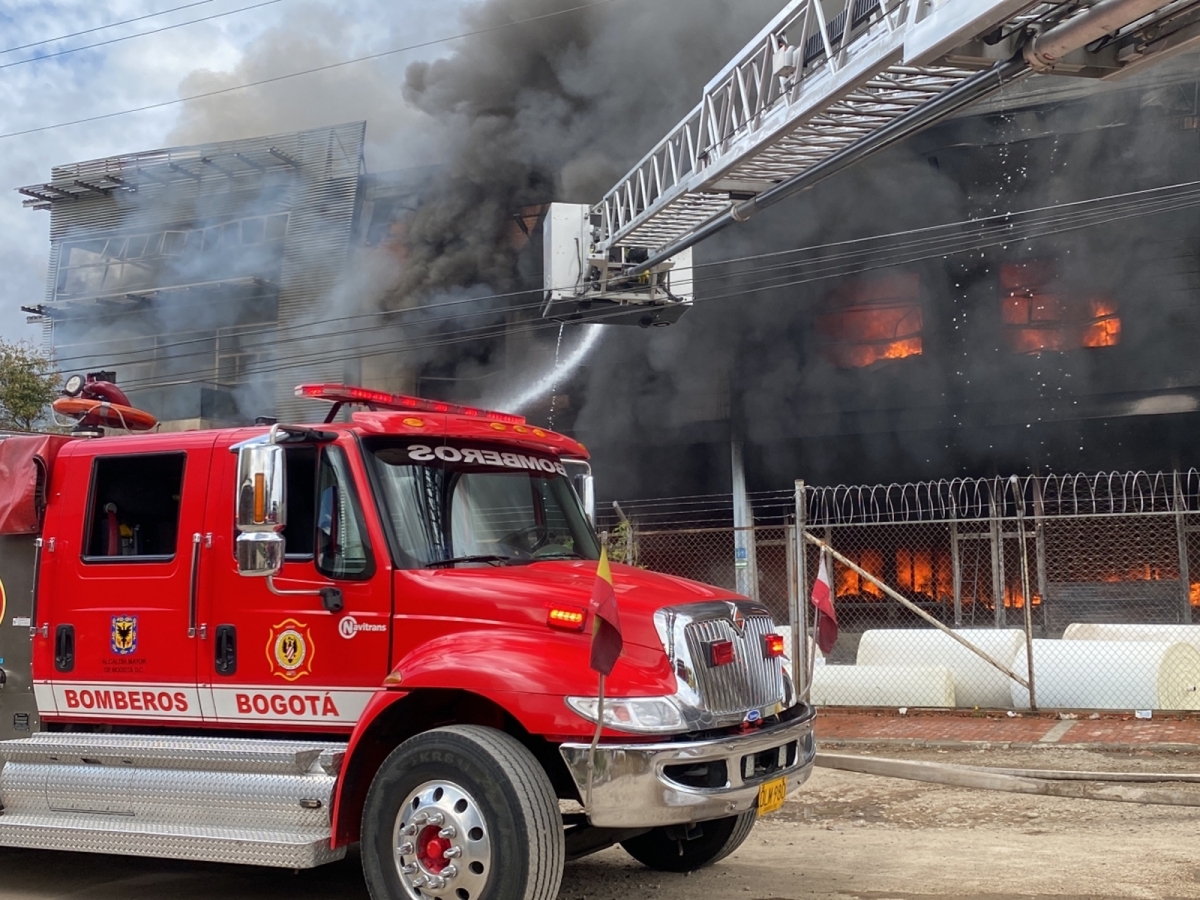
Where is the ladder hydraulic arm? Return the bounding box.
[543,0,1200,327]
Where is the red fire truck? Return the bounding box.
[0,381,815,900]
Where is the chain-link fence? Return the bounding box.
[604,471,1200,712]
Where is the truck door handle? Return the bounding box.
[54,624,75,673]
[214,625,237,676]
[187,533,203,638]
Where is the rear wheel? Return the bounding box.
[620,812,757,872]
[361,725,564,900]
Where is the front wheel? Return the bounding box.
[620,812,757,872]
[361,725,565,900]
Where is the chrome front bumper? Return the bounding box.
[558,704,817,828]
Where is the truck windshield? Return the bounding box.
[366,440,601,568]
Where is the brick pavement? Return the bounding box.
[814,707,1200,749]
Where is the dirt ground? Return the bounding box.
[0,746,1198,899]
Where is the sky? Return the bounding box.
[0,0,471,340]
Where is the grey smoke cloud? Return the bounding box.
[167,0,460,162]
[1,0,302,341]
[140,0,784,415]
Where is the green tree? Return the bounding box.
[0,340,60,431]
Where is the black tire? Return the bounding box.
[620,812,757,873]
[361,725,565,900]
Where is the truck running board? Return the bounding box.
[0,733,348,868]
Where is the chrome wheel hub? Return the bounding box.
[393,781,492,900]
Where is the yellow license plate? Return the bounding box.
[756,776,788,817]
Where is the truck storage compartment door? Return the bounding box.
[200,439,391,730]
[0,534,41,739]
[38,433,219,724]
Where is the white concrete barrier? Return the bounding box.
[856,629,1025,708]
[810,665,956,708]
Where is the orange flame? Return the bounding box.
[835,548,883,599]
[818,273,924,369]
[999,263,1121,354]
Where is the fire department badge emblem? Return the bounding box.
[267,619,314,682]
[111,616,137,656]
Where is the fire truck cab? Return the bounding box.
[0,384,816,900]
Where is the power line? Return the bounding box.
[0,0,620,140]
[45,179,1200,371]
[56,189,1197,388]
[43,179,1200,387]
[0,0,214,55]
[0,0,288,72]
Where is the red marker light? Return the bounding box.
[708,640,736,667]
[547,606,587,632]
[763,634,785,659]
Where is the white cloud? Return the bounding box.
[0,0,470,341]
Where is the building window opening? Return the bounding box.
[85,454,185,560]
[816,272,924,369]
[1000,262,1121,355]
[56,212,290,299]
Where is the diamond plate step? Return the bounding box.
[0,815,345,868]
[0,732,346,774]
[0,734,350,867]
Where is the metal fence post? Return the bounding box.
[950,506,963,626]
[794,480,810,700]
[989,483,1006,627]
[1032,476,1049,633]
[731,440,759,601]
[1174,470,1192,624]
[1013,476,1037,710]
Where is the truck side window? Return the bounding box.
[84,453,186,561]
[283,446,317,558]
[315,446,372,579]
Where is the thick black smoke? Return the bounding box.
[164,2,1200,493]
[392,0,784,298]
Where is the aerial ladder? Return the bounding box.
[543,0,1200,327]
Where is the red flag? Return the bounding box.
[589,547,623,676]
[810,551,839,655]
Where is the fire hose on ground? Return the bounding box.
[816,751,1200,808]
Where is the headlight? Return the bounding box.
[565,695,685,734]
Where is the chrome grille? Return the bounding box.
[684,612,783,717]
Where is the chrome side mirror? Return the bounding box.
[563,459,596,526]
[236,532,285,577]
[235,442,286,577]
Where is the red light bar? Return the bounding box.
[296,384,525,425]
[707,640,736,668]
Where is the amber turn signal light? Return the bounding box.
[763,633,785,659]
[253,472,266,524]
[547,606,587,632]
